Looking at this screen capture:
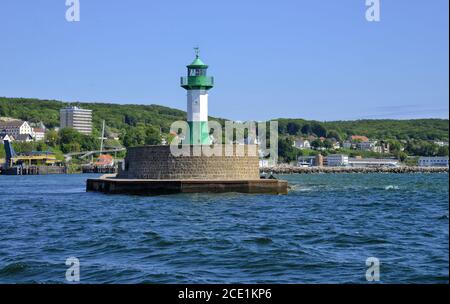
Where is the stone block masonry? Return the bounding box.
[118,145,260,180]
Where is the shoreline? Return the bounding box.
[261,166,449,174]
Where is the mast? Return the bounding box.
[100,120,105,154]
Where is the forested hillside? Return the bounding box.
[1,97,448,162]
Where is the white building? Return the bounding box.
[0,120,33,138]
[60,106,93,135]
[434,141,449,147]
[418,156,449,167]
[349,158,399,167]
[297,156,316,167]
[357,141,376,151]
[342,141,353,149]
[32,128,46,141]
[325,154,349,167]
[0,133,13,142]
[293,139,311,149]
[332,141,341,150]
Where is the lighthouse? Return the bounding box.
[181,48,214,145]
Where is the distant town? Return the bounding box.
[0,97,448,175]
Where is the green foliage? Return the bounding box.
[321,119,449,141]
[404,140,448,157]
[327,130,342,142]
[121,125,161,147]
[1,97,449,163]
[0,97,188,136]
[45,129,59,147]
[276,118,448,141]
[57,128,99,153]
[278,137,300,163]
[335,148,388,159]
[286,122,301,135]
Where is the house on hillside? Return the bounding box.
[15,134,34,142]
[0,120,33,139]
[32,128,46,141]
[0,130,13,142]
[351,135,369,142]
[293,138,311,149]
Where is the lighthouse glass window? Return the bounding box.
[189,68,206,76]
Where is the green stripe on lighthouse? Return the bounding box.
[188,121,210,145]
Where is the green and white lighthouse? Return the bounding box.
[181,48,214,145]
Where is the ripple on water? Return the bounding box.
[0,173,448,283]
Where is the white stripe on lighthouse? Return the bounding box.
[187,90,208,122]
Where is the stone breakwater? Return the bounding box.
[261,166,449,174]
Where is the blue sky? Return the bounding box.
[0,0,448,121]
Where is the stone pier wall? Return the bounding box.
[118,145,260,180]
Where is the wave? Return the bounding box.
[384,185,400,190]
[0,262,28,275]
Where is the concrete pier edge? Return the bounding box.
[87,174,289,195]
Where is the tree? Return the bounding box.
[397,151,408,162]
[122,127,146,147]
[311,139,323,149]
[59,128,82,145]
[327,130,342,142]
[45,130,59,147]
[301,124,312,135]
[278,137,299,163]
[437,146,449,157]
[286,122,301,135]
[62,142,81,154]
[312,124,327,137]
[35,142,49,152]
[144,126,161,145]
[323,139,333,149]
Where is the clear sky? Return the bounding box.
[0,0,448,121]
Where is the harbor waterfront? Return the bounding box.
[0,173,448,283]
[261,166,449,174]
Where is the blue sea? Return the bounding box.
[0,173,448,283]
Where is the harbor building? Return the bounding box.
[297,154,324,167]
[348,157,399,167]
[0,120,33,139]
[32,128,46,141]
[418,156,449,167]
[325,154,349,167]
[60,106,92,135]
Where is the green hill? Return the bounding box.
[1,97,447,141]
[277,118,449,141]
[0,97,188,134]
[0,97,448,162]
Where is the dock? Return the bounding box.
[1,165,67,175]
[87,174,288,195]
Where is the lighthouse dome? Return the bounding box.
[187,56,208,69]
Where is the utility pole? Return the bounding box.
[100,120,106,154]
